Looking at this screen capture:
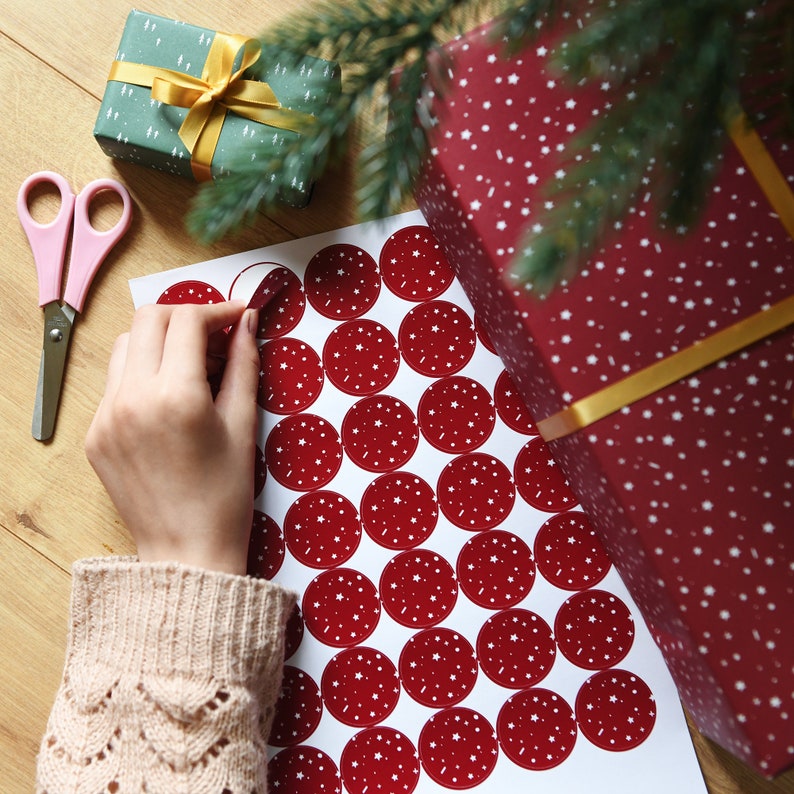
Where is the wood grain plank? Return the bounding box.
[0,529,71,794]
[1,1,316,100]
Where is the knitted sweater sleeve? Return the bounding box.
[36,557,298,794]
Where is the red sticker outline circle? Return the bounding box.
[265,414,343,492]
[575,669,657,751]
[284,491,362,569]
[341,727,420,794]
[418,376,496,454]
[497,688,577,770]
[437,453,516,531]
[534,511,612,591]
[380,550,458,629]
[399,627,478,708]
[267,746,341,794]
[476,608,556,689]
[360,471,438,550]
[399,300,476,377]
[554,589,635,670]
[456,529,536,609]
[321,646,401,727]
[341,395,419,473]
[303,568,381,648]
[305,243,381,320]
[418,707,498,789]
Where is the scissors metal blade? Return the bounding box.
[32,302,76,441]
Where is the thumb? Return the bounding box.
[215,309,261,435]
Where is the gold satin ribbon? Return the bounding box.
[108,32,315,181]
[537,113,794,442]
[536,294,794,441]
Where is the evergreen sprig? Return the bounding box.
[186,0,793,290]
[518,0,747,288]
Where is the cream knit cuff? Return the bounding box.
[65,557,298,694]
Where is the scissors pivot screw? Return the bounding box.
[49,328,64,343]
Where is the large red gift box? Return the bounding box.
[414,17,794,776]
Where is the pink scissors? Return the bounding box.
[18,171,133,441]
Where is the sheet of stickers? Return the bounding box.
[130,210,705,793]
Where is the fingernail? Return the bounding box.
[245,308,259,337]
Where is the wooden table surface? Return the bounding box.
[0,2,791,792]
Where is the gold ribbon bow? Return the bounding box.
[108,32,315,181]
[536,112,794,442]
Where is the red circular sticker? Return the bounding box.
[379,225,454,301]
[241,266,292,310]
[305,243,381,319]
[254,444,267,499]
[265,414,342,491]
[156,280,221,304]
[493,369,537,435]
[399,627,478,708]
[268,747,341,794]
[380,550,458,628]
[418,376,495,453]
[456,530,535,609]
[399,300,476,377]
[534,511,612,590]
[497,688,577,770]
[322,319,400,396]
[238,265,305,339]
[555,590,635,670]
[303,568,381,647]
[514,437,578,513]
[258,338,324,415]
[476,609,556,689]
[341,727,420,794]
[341,396,419,473]
[228,263,305,338]
[284,603,305,661]
[284,491,362,569]
[575,669,657,751]
[269,665,323,747]
[321,647,400,727]
[474,314,498,354]
[437,453,516,530]
[247,510,285,580]
[360,471,438,550]
[418,707,498,789]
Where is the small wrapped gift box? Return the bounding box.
[414,19,794,776]
[94,10,340,206]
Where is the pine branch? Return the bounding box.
[356,54,440,220]
[512,0,750,290]
[495,0,574,56]
[185,0,793,292]
[740,0,794,134]
[186,0,528,242]
[186,103,340,242]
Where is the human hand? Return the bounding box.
[85,302,260,575]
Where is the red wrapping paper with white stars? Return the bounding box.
[413,14,794,777]
[130,211,705,793]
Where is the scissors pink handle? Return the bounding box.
[65,178,132,312]
[17,171,75,307]
[17,172,133,311]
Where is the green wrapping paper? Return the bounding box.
[94,10,340,206]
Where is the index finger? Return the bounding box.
[160,301,247,383]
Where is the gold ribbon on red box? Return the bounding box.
[536,114,794,442]
[108,32,315,182]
